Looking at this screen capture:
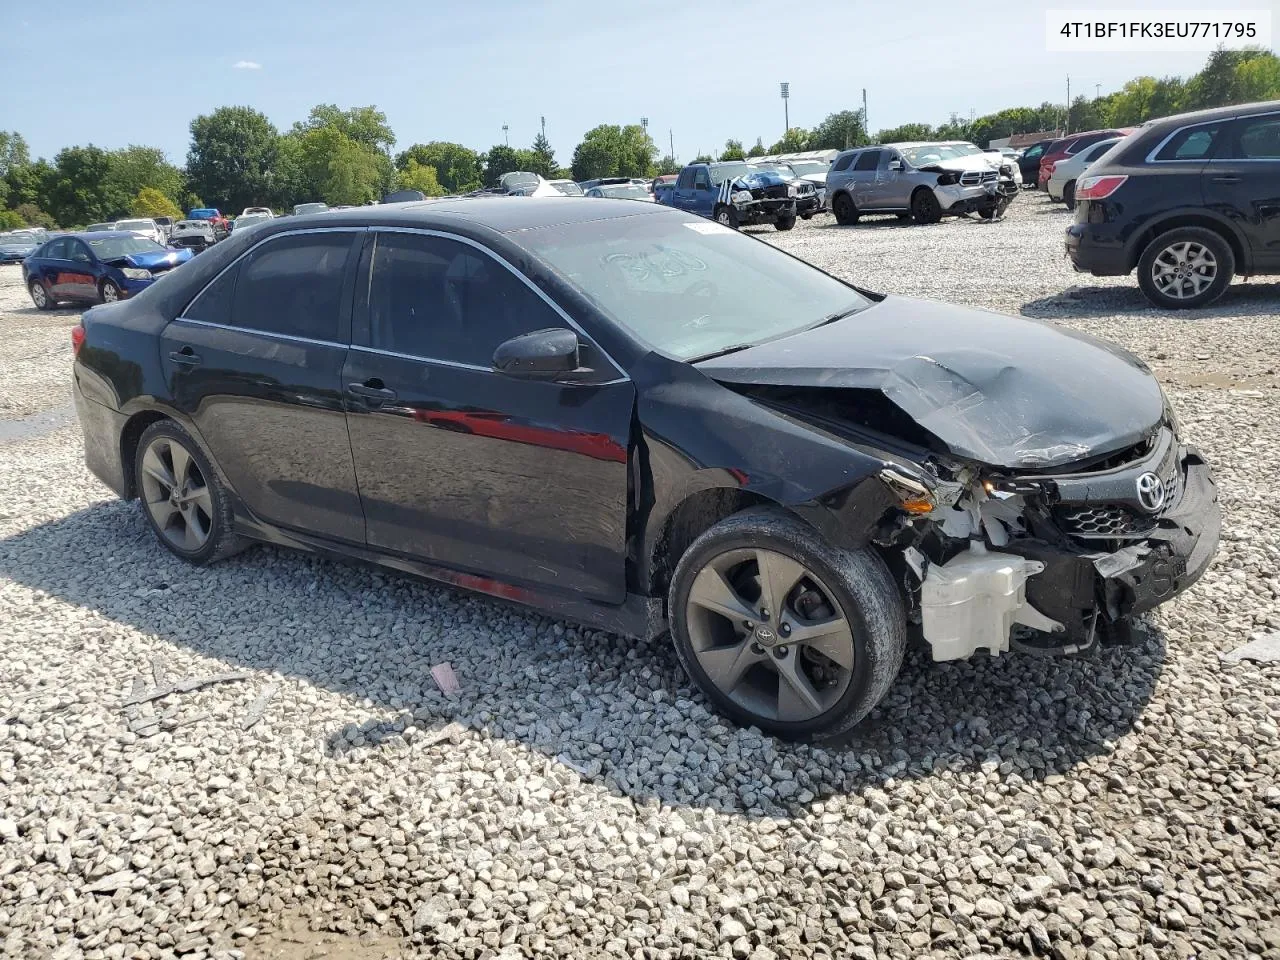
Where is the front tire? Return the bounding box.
[1136,227,1235,310]
[135,420,244,565]
[910,189,942,224]
[832,193,859,225]
[774,215,796,232]
[668,509,906,741]
[100,279,122,304]
[29,280,55,310]
[713,205,739,229]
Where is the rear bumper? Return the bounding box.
[1065,221,1131,275]
[73,374,129,498]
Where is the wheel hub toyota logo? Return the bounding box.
[754,626,777,647]
[1136,472,1166,513]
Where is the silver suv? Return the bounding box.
[826,142,1018,225]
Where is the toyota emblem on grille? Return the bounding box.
[1136,472,1166,513]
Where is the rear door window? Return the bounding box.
[1153,124,1222,161]
[853,150,881,171]
[676,168,694,189]
[229,233,355,342]
[830,152,855,172]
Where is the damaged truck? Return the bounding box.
[72,198,1220,741]
[657,160,809,230]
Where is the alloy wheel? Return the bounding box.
[29,282,47,308]
[716,210,732,225]
[1151,241,1217,300]
[684,548,856,723]
[139,437,214,552]
[102,282,120,303]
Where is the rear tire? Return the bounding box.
[1136,226,1234,310]
[910,189,942,224]
[774,215,796,232]
[832,193,859,225]
[713,205,739,230]
[135,420,245,565]
[668,508,906,741]
[29,280,55,310]
[1063,180,1077,210]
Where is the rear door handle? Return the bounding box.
[346,381,397,403]
[169,348,201,367]
[1211,176,1241,183]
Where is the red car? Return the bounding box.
[1039,129,1134,187]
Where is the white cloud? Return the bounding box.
[233,60,262,70]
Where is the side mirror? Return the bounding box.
[888,159,904,172]
[493,328,581,379]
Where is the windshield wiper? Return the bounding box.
[818,304,864,326]
[690,342,758,362]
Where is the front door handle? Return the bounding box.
[169,347,201,367]
[1211,175,1241,183]
[346,381,397,403]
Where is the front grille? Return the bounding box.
[763,184,791,199]
[959,170,998,186]
[1055,504,1155,538]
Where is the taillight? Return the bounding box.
[71,323,85,357]
[1044,161,1056,174]
[1075,175,1129,201]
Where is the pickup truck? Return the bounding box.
[655,161,800,230]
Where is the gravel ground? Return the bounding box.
[1,193,1278,960]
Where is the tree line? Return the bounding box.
[1,48,1276,230]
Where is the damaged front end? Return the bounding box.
[882,422,1220,660]
[920,164,1020,219]
[718,170,801,226]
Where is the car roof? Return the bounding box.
[261,197,668,235]
[69,230,145,239]
[1143,99,1280,128]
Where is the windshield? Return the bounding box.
[710,163,750,184]
[86,224,113,232]
[516,213,870,361]
[950,143,983,155]
[788,162,828,176]
[598,184,651,199]
[294,203,328,215]
[115,220,153,231]
[188,210,217,219]
[85,236,166,259]
[750,163,792,179]
[550,181,584,196]
[900,144,978,166]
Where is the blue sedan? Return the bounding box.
[23,232,194,309]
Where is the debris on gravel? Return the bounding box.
[1,195,1278,959]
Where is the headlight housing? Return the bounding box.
[121,268,152,280]
[786,184,797,197]
[731,190,753,204]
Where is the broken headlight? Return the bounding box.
[936,172,960,186]
[731,190,753,203]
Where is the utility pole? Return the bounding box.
[640,116,648,133]
[1065,76,1070,135]
[1095,83,1101,100]
[780,82,790,135]
[862,88,868,137]
[502,124,509,146]
[540,116,546,138]
[669,128,675,162]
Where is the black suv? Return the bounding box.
[1066,100,1280,309]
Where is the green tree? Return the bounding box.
[693,153,713,163]
[292,104,395,152]
[719,139,745,161]
[529,132,557,178]
[746,138,766,157]
[131,187,183,220]
[13,203,55,229]
[45,145,117,225]
[767,128,810,153]
[395,142,483,194]
[0,210,24,230]
[296,126,383,205]
[1235,53,1280,101]
[5,158,53,212]
[875,123,936,143]
[483,144,539,187]
[105,146,185,207]
[810,111,867,151]
[570,124,656,180]
[656,155,681,175]
[187,106,281,211]
[396,159,445,196]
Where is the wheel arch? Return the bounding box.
[119,409,174,499]
[1127,212,1249,274]
[645,486,777,597]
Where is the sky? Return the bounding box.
[0,0,1254,166]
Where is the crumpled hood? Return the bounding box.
[695,296,1165,469]
[107,249,193,270]
[919,154,1008,174]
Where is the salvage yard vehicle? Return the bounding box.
[0,231,40,264]
[748,162,825,217]
[71,199,1220,740]
[187,208,229,240]
[1037,128,1133,187]
[659,161,804,230]
[293,202,329,216]
[168,219,218,253]
[1047,136,1122,209]
[1066,100,1280,309]
[25,232,193,308]
[827,142,1019,224]
[114,218,165,245]
[547,179,585,196]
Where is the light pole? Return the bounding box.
[780,82,790,135]
[641,116,648,131]
[540,116,546,138]
[502,124,509,146]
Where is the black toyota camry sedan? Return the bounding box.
[72,199,1220,740]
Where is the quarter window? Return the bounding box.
[230,233,353,342]
[184,263,240,325]
[831,152,855,172]
[1154,124,1221,161]
[1234,116,1280,160]
[365,233,564,367]
[853,150,881,171]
